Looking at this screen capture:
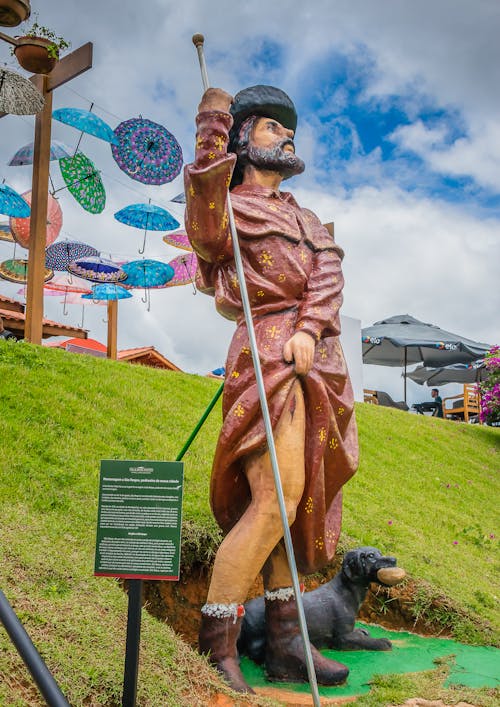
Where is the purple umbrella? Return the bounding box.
[111,118,183,185]
[67,256,127,283]
[8,140,72,166]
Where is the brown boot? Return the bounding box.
[264,589,349,685]
[199,605,255,694]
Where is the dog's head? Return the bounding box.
[341,547,405,587]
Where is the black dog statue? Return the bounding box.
[238,547,406,662]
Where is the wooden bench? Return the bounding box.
[442,384,480,423]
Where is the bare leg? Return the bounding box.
[207,380,305,604]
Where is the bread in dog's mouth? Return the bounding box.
[377,567,406,586]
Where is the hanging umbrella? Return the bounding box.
[57,291,106,328]
[362,314,491,401]
[114,202,180,254]
[8,140,72,166]
[121,259,175,288]
[0,220,14,242]
[165,252,198,289]
[407,361,487,387]
[10,190,62,248]
[45,240,99,270]
[44,272,93,292]
[82,283,132,302]
[52,107,118,145]
[57,152,106,214]
[162,230,193,252]
[170,192,186,204]
[0,183,31,218]
[111,117,183,185]
[67,256,127,283]
[0,67,45,115]
[42,274,92,316]
[0,258,53,284]
[121,258,175,311]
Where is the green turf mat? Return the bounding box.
[240,623,500,697]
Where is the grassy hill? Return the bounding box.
[0,341,498,706]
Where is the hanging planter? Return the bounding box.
[0,0,31,27]
[12,16,70,75]
[14,36,59,74]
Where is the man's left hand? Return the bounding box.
[283,332,316,375]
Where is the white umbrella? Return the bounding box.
[0,67,45,115]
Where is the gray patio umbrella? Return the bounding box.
[362,314,491,401]
[407,361,487,387]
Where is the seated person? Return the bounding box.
[413,388,443,417]
[430,388,443,417]
[0,316,16,341]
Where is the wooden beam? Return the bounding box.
[107,300,118,359]
[47,42,93,92]
[24,74,51,344]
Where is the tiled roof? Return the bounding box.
[0,307,87,336]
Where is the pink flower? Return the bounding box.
[453,540,459,545]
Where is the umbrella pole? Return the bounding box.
[404,347,408,403]
[192,34,321,706]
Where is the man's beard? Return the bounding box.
[241,140,305,180]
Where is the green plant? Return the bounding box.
[16,13,70,58]
[479,345,500,425]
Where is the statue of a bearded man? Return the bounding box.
[184,84,359,693]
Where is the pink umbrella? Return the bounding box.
[165,252,198,293]
[162,230,193,252]
[44,273,92,315]
[10,191,63,249]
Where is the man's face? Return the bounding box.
[243,116,305,180]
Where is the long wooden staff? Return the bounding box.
[192,34,322,706]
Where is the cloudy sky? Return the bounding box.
[1,0,498,403]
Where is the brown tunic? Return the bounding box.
[184,110,358,574]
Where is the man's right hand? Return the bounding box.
[198,88,233,114]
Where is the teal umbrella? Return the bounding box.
[121,258,175,310]
[82,283,132,302]
[0,183,30,218]
[52,107,118,145]
[114,202,180,254]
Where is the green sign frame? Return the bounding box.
[94,459,183,580]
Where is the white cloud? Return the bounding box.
[391,119,500,192]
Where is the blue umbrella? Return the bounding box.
[122,258,175,311]
[8,140,72,166]
[114,202,180,254]
[52,107,119,146]
[82,283,132,302]
[0,183,30,218]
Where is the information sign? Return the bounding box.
[94,459,183,580]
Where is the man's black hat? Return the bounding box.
[228,84,298,152]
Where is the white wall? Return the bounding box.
[340,315,364,402]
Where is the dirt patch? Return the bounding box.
[140,559,455,648]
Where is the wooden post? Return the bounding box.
[107,300,118,360]
[24,74,51,343]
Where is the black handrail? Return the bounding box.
[0,589,70,706]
